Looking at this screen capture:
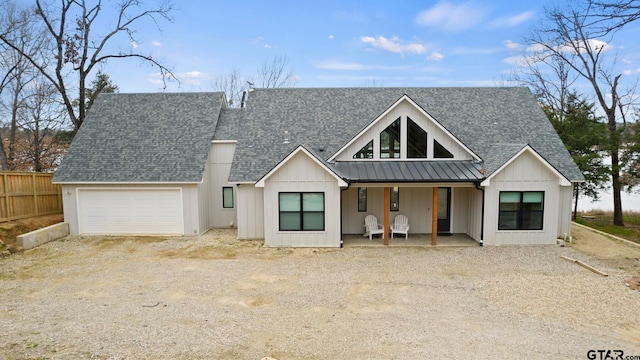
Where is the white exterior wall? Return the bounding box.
[558,185,573,237]
[263,152,342,247]
[237,185,264,239]
[335,100,472,161]
[208,142,237,228]
[483,151,571,245]
[61,183,202,236]
[466,186,483,241]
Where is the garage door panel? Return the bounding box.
[78,189,184,235]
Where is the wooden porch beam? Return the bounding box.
[384,187,389,245]
[432,187,438,246]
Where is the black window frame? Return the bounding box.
[433,139,454,158]
[353,140,374,159]
[498,191,544,230]
[222,187,234,208]
[358,187,367,212]
[380,117,401,159]
[278,192,325,231]
[407,117,428,158]
[390,187,399,212]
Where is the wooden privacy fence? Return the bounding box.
[0,171,62,222]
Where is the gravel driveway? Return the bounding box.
[1,229,639,359]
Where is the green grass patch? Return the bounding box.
[577,210,640,244]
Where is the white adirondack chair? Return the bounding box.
[363,215,384,240]
[390,214,410,240]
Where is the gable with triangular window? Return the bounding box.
[332,96,478,162]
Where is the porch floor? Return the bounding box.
[342,233,480,248]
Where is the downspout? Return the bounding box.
[475,182,484,247]
[340,180,351,248]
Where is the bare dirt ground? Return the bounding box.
[0,214,64,249]
[570,224,640,275]
[1,227,639,359]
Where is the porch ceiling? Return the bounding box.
[332,160,484,183]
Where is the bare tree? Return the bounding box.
[212,68,245,107]
[0,1,45,170]
[0,0,175,131]
[18,80,66,172]
[256,55,297,88]
[527,2,637,226]
[513,53,578,122]
[591,0,640,33]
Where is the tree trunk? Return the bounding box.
[611,150,624,226]
[573,183,579,221]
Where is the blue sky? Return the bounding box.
[100,0,581,92]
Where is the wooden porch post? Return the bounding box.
[384,187,390,245]
[432,187,438,246]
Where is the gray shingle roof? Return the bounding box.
[332,161,484,182]
[53,92,224,183]
[227,87,583,183]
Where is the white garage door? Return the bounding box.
[77,188,184,235]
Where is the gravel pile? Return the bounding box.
[1,229,639,359]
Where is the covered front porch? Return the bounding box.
[340,183,484,246]
[336,160,485,247]
[342,233,479,248]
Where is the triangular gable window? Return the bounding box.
[434,139,454,158]
[353,140,373,159]
[380,117,401,158]
[407,117,427,158]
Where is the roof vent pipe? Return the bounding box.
[283,130,290,144]
[240,91,247,108]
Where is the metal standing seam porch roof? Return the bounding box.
[331,161,484,183]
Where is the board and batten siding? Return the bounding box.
[61,183,202,235]
[236,185,264,239]
[263,152,342,247]
[483,151,571,245]
[208,142,237,228]
[341,185,481,242]
[335,99,472,161]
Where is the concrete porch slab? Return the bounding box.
[342,233,480,248]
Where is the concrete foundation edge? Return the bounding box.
[17,222,70,250]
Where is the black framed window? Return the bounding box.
[498,191,544,230]
[353,140,374,159]
[279,192,325,231]
[407,117,427,158]
[434,139,454,158]
[380,117,401,158]
[390,187,399,211]
[222,187,234,208]
[358,187,367,212]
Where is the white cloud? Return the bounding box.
[360,35,426,55]
[263,44,272,48]
[415,1,487,32]
[428,51,445,61]
[502,55,526,66]
[315,60,412,71]
[622,57,632,64]
[490,11,534,28]
[130,41,139,49]
[623,68,640,76]
[527,39,611,55]
[328,34,334,39]
[503,40,522,50]
[152,41,162,47]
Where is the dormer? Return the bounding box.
[330,95,479,162]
